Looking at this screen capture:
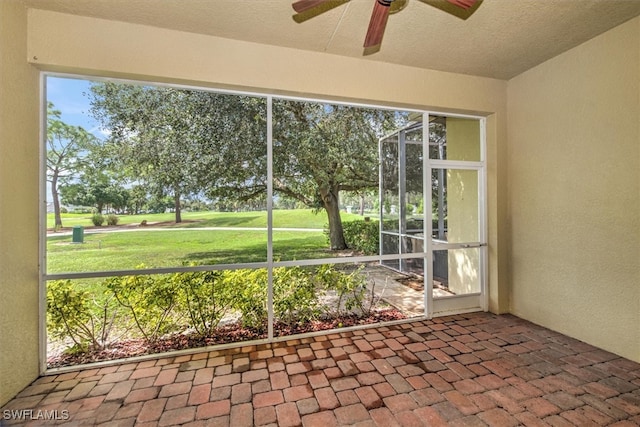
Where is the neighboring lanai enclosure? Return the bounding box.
[379,114,486,304]
[380,120,428,276]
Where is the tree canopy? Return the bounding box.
[90,83,266,223]
[271,100,400,249]
[46,102,98,228]
[89,81,404,249]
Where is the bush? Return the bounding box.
[47,280,116,352]
[48,264,381,357]
[91,213,105,226]
[315,264,371,317]
[105,271,179,341]
[225,267,323,328]
[273,266,321,326]
[337,219,430,255]
[334,220,380,255]
[106,214,119,226]
[227,268,268,330]
[176,270,235,336]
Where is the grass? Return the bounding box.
[45,209,386,361]
[46,209,366,274]
[47,209,364,230]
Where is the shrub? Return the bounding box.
[106,214,119,226]
[176,270,235,336]
[273,266,321,326]
[91,213,105,226]
[315,264,370,317]
[105,271,179,342]
[48,264,383,357]
[227,267,323,328]
[333,220,379,255]
[47,280,117,352]
[227,268,268,330]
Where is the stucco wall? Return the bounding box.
[507,18,640,362]
[0,0,41,407]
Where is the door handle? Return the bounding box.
[461,243,487,248]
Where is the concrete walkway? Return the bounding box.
[362,265,452,317]
[2,312,639,426]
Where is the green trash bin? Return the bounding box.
[72,226,84,243]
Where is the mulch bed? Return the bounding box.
[396,276,424,291]
[396,276,451,293]
[47,309,406,368]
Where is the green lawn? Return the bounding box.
[46,209,365,274]
[47,209,363,230]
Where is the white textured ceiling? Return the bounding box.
[24,0,640,80]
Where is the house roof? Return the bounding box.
[24,0,640,80]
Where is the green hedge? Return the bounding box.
[47,264,373,353]
[327,220,380,255]
[332,218,446,255]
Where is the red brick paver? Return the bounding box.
[2,313,640,426]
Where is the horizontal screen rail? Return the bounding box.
[44,252,433,281]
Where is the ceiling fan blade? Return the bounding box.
[292,0,350,23]
[445,0,478,9]
[418,0,482,20]
[364,0,392,48]
[292,0,331,13]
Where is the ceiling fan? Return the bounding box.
[292,0,482,51]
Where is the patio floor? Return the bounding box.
[2,312,639,426]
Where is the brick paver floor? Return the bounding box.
[2,312,640,426]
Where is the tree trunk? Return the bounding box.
[51,173,63,230]
[359,194,365,216]
[320,186,347,250]
[174,192,182,223]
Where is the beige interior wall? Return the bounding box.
[26,10,506,115]
[0,0,41,406]
[485,114,510,313]
[507,18,640,362]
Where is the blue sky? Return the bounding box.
[46,75,105,139]
[45,76,107,203]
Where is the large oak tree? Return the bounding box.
[90,81,401,249]
[270,100,398,249]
